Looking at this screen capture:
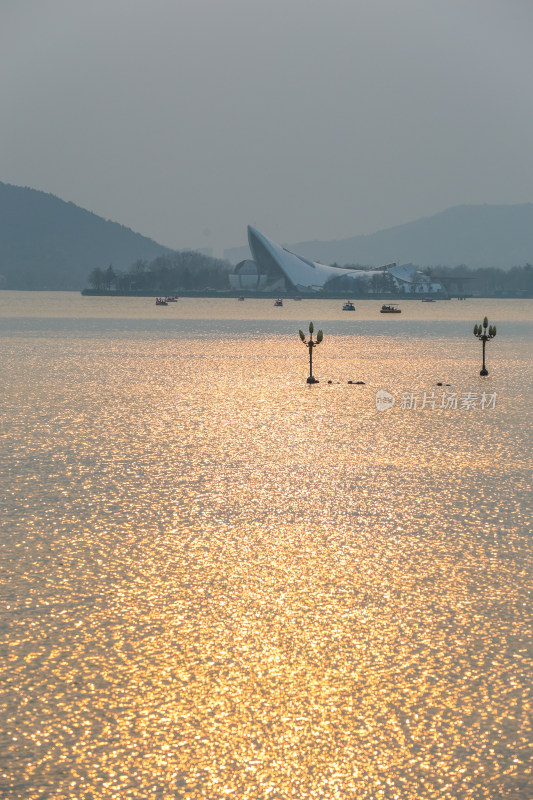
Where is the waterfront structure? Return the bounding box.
[235,226,445,294]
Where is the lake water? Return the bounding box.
[1,293,532,799]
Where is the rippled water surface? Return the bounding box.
[1,294,532,799]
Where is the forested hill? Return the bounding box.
[0,182,172,289]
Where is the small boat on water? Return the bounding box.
[155,297,168,306]
[274,298,283,307]
[342,301,356,311]
[294,296,302,301]
[380,304,401,314]
[421,297,436,303]
[165,295,178,302]
[238,296,245,301]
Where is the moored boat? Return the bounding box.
[274,298,283,307]
[380,304,401,313]
[342,301,356,311]
[155,297,168,306]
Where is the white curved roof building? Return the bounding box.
[246,226,445,294]
[247,226,361,292]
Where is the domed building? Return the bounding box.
[228,260,268,291]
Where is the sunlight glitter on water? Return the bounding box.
[0,296,532,799]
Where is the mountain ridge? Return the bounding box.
[224,204,533,269]
[0,182,172,289]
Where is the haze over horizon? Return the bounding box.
[2,0,533,256]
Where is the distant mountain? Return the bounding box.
[224,205,533,269]
[0,182,172,289]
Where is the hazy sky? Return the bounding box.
[2,0,533,255]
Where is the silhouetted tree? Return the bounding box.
[88,267,105,290]
[104,264,116,290]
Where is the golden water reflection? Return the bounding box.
[1,328,531,799]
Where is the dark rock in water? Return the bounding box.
[327,380,333,384]
[355,381,366,385]
[436,382,443,386]
[347,380,353,384]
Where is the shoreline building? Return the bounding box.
[229,226,445,295]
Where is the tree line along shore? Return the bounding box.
[85,253,533,298]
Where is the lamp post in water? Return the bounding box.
[473,316,497,376]
[299,322,323,384]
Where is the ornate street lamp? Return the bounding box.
[299,322,323,384]
[473,316,497,376]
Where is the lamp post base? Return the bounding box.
[480,368,489,376]
[307,376,319,384]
